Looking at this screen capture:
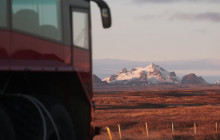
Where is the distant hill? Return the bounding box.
[181,73,208,84]
[93,74,108,87]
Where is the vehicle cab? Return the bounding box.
[0,0,111,139]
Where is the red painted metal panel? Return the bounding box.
[0,59,75,71]
[73,47,92,97]
[0,31,72,71]
[0,30,10,58]
[73,47,90,72]
[11,32,70,63]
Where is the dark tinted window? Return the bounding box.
[0,0,7,27]
[12,0,62,41]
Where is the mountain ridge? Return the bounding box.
[98,63,209,86]
[93,59,220,83]
[102,63,181,85]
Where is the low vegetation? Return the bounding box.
[93,85,220,140]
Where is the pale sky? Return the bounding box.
[91,0,220,62]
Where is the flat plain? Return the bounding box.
[93,84,220,140]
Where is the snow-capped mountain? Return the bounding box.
[102,63,180,85]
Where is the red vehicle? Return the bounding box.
[0,0,111,140]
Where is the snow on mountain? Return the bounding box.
[103,63,180,85]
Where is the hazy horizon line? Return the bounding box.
[93,58,220,83]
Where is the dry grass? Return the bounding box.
[93,85,220,140]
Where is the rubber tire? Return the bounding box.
[42,104,76,140]
[0,106,16,140]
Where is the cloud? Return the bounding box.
[138,12,220,23]
[193,28,207,33]
[170,12,220,22]
[137,14,165,20]
[133,0,220,4]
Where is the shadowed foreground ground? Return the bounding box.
[93,85,220,140]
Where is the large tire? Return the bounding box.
[0,106,16,140]
[41,104,77,140]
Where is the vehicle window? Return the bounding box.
[72,11,89,49]
[0,0,7,27]
[12,0,62,42]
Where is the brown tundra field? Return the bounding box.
[93,84,220,140]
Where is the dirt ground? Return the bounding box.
[93,84,220,140]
